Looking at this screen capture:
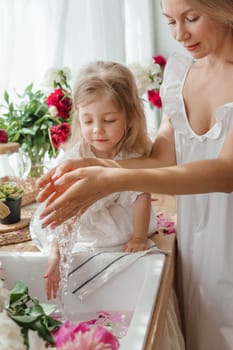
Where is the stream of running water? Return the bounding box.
[53,217,80,320]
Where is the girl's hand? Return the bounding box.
[44,253,60,300]
[122,236,149,252]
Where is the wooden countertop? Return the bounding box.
[144,194,177,350]
[0,194,177,350]
[146,230,176,350]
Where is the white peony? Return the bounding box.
[41,67,72,89]
[128,62,151,96]
[128,60,162,96]
[0,311,26,350]
[49,105,58,117]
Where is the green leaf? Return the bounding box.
[9,314,41,325]
[0,183,24,202]
[30,318,55,344]
[4,90,9,104]
[6,279,62,348]
[40,303,58,316]
[28,303,46,317]
[9,281,28,306]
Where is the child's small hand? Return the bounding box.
[122,237,149,252]
[44,253,60,300]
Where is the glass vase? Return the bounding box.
[26,146,47,178]
[155,108,163,130]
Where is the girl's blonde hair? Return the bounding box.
[187,0,233,28]
[66,61,152,157]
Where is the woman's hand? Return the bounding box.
[39,166,114,228]
[37,158,93,203]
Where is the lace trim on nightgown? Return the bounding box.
[160,52,233,142]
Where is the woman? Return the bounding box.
[37,1,233,349]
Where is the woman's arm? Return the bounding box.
[37,115,176,202]
[39,152,233,228]
[38,121,233,227]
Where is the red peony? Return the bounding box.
[147,90,162,109]
[50,122,71,149]
[153,55,166,67]
[0,129,8,143]
[46,88,72,119]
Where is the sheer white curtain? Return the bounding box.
[124,0,156,62]
[0,0,156,92]
[0,0,157,135]
[124,0,158,136]
[0,0,127,93]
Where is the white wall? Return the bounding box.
[143,1,188,136]
[124,0,156,62]
[153,0,187,58]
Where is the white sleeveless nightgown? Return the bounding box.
[160,53,233,350]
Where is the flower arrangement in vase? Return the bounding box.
[0,68,73,177]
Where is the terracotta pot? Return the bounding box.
[1,198,22,224]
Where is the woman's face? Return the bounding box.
[161,0,229,59]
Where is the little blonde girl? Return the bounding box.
[33,61,157,299]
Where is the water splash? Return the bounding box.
[54,217,80,320]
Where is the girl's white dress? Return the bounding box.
[31,147,157,252]
[160,53,233,350]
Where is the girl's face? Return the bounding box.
[161,0,229,59]
[78,95,127,158]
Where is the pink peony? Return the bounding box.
[54,320,90,346]
[93,326,119,349]
[156,213,176,234]
[54,321,119,350]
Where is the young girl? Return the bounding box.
[33,61,157,299]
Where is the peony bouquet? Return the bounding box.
[0,68,73,177]
[128,55,166,109]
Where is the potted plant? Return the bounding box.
[0,181,24,224]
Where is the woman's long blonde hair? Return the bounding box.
[187,0,233,28]
[66,61,152,157]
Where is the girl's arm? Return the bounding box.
[122,193,151,252]
[43,236,60,300]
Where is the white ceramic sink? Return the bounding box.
[0,251,165,350]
